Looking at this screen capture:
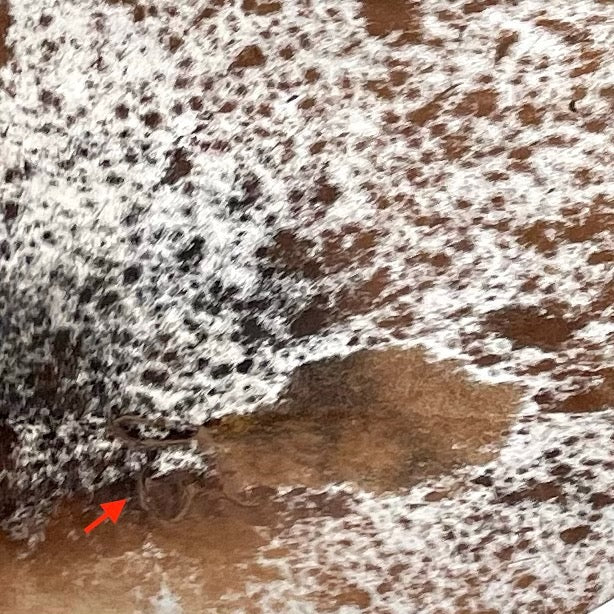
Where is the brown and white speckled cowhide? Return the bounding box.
[0,0,612,612]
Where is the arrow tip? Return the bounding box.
[100,498,127,523]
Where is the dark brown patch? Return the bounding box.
[508,146,532,161]
[455,89,498,118]
[230,44,266,70]
[209,348,519,493]
[559,525,591,545]
[168,34,183,53]
[484,304,578,351]
[106,0,147,23]
[472,474,494,487]
[589,492,614,509]
[264,230,321,279]
[534,19,591,45]
[474,354,501,367]
[298,97,316,111]
[315,179,340,205]
[142,110,162,129]
[463,0,500,14]
[278,45,294,60]
[141,368,169,385]
[366,79,394,100]
[242,0,281,14]
[334,268,392,319]
[218,101,236,113]
[562,211,612,243]
[408,99,443,126]
[39,90,52,106]
[553,381,614,413]
[600,85,614,110]
[330,586,371,610]
[588,250,614,265]
[3,200,18,223]
[408,86,457,126]
[115,103,129,119]
[495,30,518,63]
[517,103,544,126]
[161,148,192,185]
[359,0,422,44]
[516,220,557,252]
[570,52,602,78]
[0,0,11,67]
[289,301,330,338]
[377,311,414,333]
[189,96,203,111]
[0,424,16,518]
[514,574,537,589]
[265,226,380,280]
[193,3,221,25]
[497,481,562,505]
[584,118,607,133]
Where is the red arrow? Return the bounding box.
[84,499,127,534]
